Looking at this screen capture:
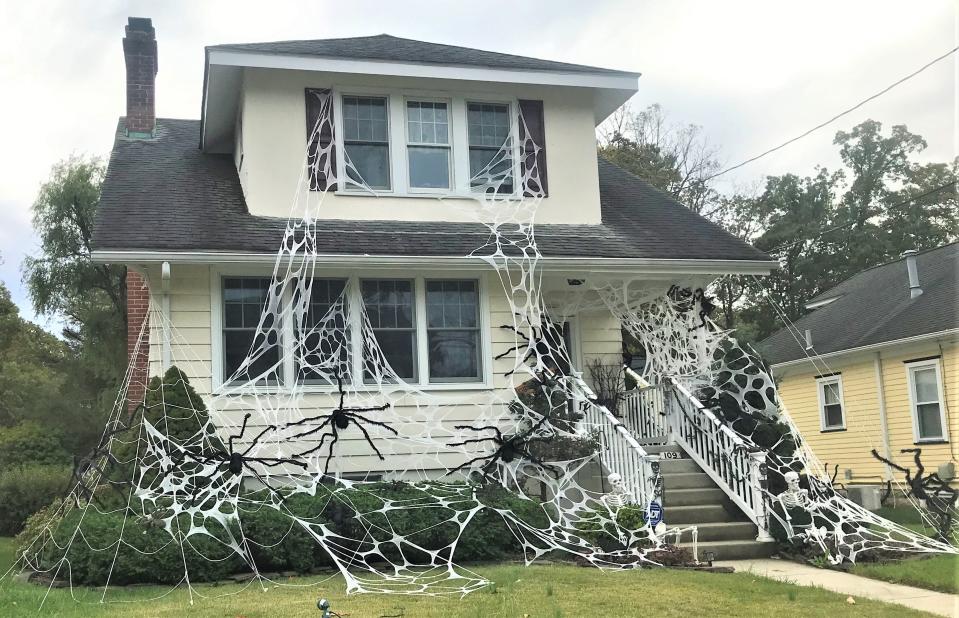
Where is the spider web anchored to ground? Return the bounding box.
[3,94,955,608]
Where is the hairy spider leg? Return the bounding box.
[241,424,278,457]
[229,413,252,453]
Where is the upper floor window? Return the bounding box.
[467,102,513,193]
[342,95,391,190]
[906,359,947,442]
[816,375,845,431]
[406,100,451,191]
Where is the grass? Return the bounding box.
[0,548,935,617]
[849,505,959,594]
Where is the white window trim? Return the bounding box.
[404,97,454,195]
[332,85,521,199]
[905,358,949,443]
[210,266,493,394]
[816,375,846,432]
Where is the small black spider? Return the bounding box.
[150,412,307,505]
[284,370,396,476]
[445,413,561,481]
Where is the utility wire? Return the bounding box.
[763,179,957,255]
[706,46,959,181]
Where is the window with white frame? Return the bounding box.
[222,277,282,385]
[335,92,522,197]
[466,101,513,193]
[219,276,484,388]
[906,359,947,442]
[342,95,391,190]
[426,280,481,381]
[406,100,451,190]
[816,375,845,431]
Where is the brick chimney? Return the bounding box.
[122,17,158,138]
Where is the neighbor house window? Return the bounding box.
[342,95,391,190]
[467,102,513,193]
[426,280,481,381]
[906,359,947,442]
[222,277,281,384]
[361,279,417,381]
[816,375,845,431]
[406,100,451,190]
[297,279,349,384]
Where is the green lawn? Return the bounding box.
[0,550,934,617]
[849,506,959,594]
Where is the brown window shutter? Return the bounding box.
[518,99,548,197]
[306,88,337,191]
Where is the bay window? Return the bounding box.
[906,359,947,442]
[342,95,391,190]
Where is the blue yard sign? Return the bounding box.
[647,501,663,527]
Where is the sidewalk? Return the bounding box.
[717,558,958,617]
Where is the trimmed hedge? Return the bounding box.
[0,422,69,469]
[23,482,550,585]
[0,464,71,535]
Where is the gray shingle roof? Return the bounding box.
[91,118,770,263]
[208,34,637,76]
[758,242,959,366]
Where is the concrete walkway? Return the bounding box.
[717,558,958,617]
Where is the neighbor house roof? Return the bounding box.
[91,118,771,264]
[207,34,638,77]
[758,242,959,366]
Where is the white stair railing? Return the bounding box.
[622,368,773,542]
[618,383,671,445]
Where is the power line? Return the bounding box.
[706,46,959,182]
[763,179,957,255]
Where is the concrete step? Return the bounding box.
[671,521,757,542]
[657,458,701,473]
[664,504,731,525]
[662,472,713,489]
[643,444,682,455]
[666,487,727,507]
[678,539,776,561]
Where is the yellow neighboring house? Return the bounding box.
[759,243,958,485]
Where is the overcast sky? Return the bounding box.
[0,0,954,331]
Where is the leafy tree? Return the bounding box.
[881,159,958,253]
[21,155,127,454]
[598,104,721,215]
[0,280,71,430]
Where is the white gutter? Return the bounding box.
[160,261,172,371]
[91,250,777,276]
[771,329,959,370]
[873,352,893,481]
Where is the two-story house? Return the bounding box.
[92,18,776,479]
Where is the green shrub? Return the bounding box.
[0,464,71,535]
[0,422,69,469]
[17,481,552,584]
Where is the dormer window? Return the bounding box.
[406,100,451,191]
[342,95,391,190]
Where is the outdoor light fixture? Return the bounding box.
[567,278,585,286]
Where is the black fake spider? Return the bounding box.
[67,415,139,507]
[871,447,957,541]
[284,370,396,476]
[151,412,306,505]
[666,285,716,329]
[445,413,561,481]
[494,314,569,377]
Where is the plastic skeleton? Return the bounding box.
[778,470,832,558]
[284,370,395,476]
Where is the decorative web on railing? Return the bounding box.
[620,291,958,562]
[3,96,955,608]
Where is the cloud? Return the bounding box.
[0,0,953,328]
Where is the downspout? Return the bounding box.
[161,261,171,371]
[873,352,892,481]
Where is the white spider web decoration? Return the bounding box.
[3,91,955,610]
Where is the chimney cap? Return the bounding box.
[126,17,155,37]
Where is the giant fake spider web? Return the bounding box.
[4,91,955,607]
